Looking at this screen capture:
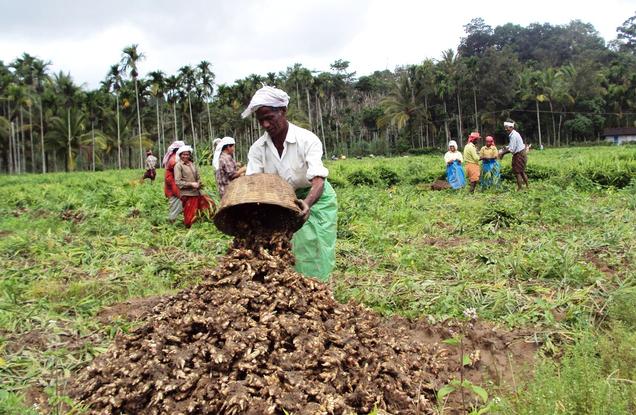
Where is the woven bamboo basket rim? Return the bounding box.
[214,174,303,236]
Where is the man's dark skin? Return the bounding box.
[254,106,324,221]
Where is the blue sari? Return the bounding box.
[446,160,466,189]
[480,159,501,189]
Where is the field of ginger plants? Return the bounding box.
[1,145,635,414]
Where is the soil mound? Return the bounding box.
[430,180,451,191]
[71,232,532,414]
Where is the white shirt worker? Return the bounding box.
[246,123,329,190]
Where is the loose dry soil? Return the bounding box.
[69,232,535,414]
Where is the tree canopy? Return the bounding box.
[1,13,636,173]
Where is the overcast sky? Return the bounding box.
[1,0,634,89]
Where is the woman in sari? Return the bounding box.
[163,140,185,222]
[213,137,246,198]
[174,145,214,228]
[479,135,501,189]
[463,132,481,193]
[444,140,465,189]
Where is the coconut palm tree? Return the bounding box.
[537,67,575,146]
[517,68,544,148]
[378,72,426,149]
[121,44,145,168]
[45,108,109,170]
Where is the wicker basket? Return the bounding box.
[214,174,304,237]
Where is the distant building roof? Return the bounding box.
[603,127,636,136]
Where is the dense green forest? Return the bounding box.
[1,14,635,173]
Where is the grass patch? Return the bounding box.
[1,146,635,412]
[498,325,636,414]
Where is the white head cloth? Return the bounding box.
[176,145,193,157]
[504,121,515,128]
[212,137,236,170]
[448,140,458,149]
[162,140,185,167]
[241,86,290,118]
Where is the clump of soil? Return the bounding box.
[71,230,533,414]
[97,296,163,324]
[60,208,85,223]
[12,206,29,217]
[430,180,451,191]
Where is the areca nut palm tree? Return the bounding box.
[178,65,197,155]
[165,75,181,143]
[148,70,166,155]
[197,60,215,146]
[53,71,82,171]
[32,58,51,172]
[104,64,124,169]
[121,44,145,168]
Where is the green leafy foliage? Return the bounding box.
[0,147,635,412]
[498,334,635,414]
[437,379,489,403]
[608,287,636,328]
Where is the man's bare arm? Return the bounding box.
[297,176,325,221]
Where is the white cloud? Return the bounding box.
[0,23,150,86]
[1,0,634,89]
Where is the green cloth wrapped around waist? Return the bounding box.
[292,180,338,281]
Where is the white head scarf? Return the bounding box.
[504,121,515,128]
[241,86,290,118]
[212,137,236,170]
[162,140,185,167]
[176,145,193,157]
[448,140,458,150]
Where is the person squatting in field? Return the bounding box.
[444,140,465,190]
[479,135,501,189]
[500,121,529,191]
[213,136,246,199]
[463,131,481,193]
[174,145,213,228]
[241,86,338,282]
[163,140,185,223]
[142,150,158,182]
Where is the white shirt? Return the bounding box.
[145,155,157,169]
[246,123,329,190]
[444,150,463,164]
[507,130,525,154]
